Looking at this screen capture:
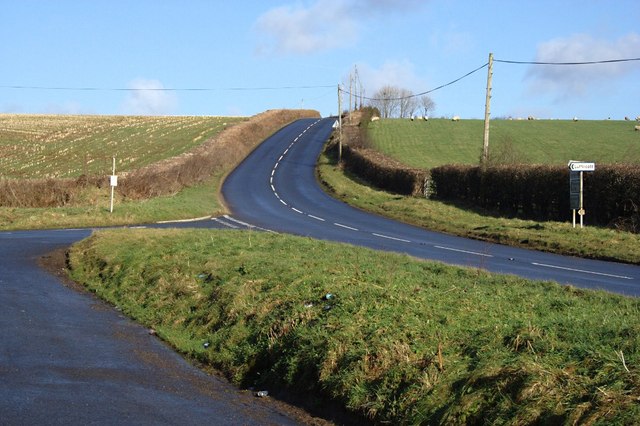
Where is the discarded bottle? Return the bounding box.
[322,293,334,301]
[203,342,210,349]
[255,390,269,397]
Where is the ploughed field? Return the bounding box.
[0,114,247,179]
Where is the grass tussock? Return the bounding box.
[68,228,640,425]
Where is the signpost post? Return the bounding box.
[568,161,595,228]
[109,157,117,213]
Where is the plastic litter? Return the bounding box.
[255,390,269,397]
[203,342,210,349]
[322,293,334,300]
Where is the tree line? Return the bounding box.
[369,85,436,119]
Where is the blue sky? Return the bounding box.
[2,0,639,119]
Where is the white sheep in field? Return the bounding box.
[370,116,380,122]
[573,117,579,122]
[634,125,640,131]
[423,116,429,121]
[636,116,640,121]
[452,116,460,122]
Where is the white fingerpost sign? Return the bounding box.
[568,161,595,228]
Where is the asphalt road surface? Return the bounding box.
[2,116,638,425]
[222,117,640,297]
[0,228,327,425]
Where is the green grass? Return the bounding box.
[318,152,640,264]
[368,118,640,169]
[0,114,246,178]
[68,228,640,425]
[0,172,226,230]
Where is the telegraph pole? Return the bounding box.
[482,52,493,165]
[338,84,343,162]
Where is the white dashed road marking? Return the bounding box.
[435,245,493,258]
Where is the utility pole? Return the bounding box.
[482,52,493,165]
[349,74,353,123]
[338,84,343,162]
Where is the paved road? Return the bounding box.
[0,228,316,425]
[222,117,640,297]
[2,116,638,424]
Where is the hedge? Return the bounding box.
[431,163,640,230]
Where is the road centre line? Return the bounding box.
[280,199,288,206]
[531,262,633,280]
[372,233,411,243]
[334,222,358,231]
[434,245,493,258]
[308,214,325,222]
[292,207,303,214]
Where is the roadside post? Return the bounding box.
[109,157,117,213]
[568,161,595,228]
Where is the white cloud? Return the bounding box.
[526,33,640,100]
[254,0,429,55]
[357,59,427,94]
[122,79,177,115]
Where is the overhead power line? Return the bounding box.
[494,57,640,65]
[340,55,640,102]
[341,62,489,101]
[0,84,335,91]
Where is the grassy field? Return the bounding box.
[367,118,640,169]
[318,151,640,264]
[0,114,246,178]
[68,228,640,425]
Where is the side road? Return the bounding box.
[0,229,326,425]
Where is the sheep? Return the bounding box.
[527,116,536,121]
[423,116,429,121]
[625,116,630,121]
[636,116,640,121]
[573,117,579,122]
[370,116,380,122]
[635,125,640,131]
[452,116,460,122]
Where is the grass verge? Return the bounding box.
[0,172,224,230]
[68,228,640,425]
[317,151,640,264]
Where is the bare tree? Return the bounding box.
[370,85,401,118]
[420,95,436,117]
[399,89,417,118]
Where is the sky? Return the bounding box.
[2,0,639,119]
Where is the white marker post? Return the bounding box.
[109,157,117,213]
[568,161,595,228]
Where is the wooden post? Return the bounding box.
[110,157,115,213]
[482,53,493,165]
[338,85,343,163]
